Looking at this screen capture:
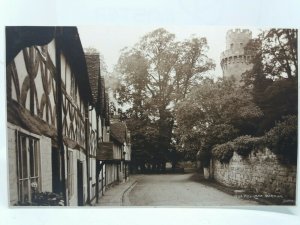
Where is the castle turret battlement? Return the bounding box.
[226,29,252,37]
[220,29,254,82]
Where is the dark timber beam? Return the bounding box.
[55,27,67,206]
[85,103,91,205]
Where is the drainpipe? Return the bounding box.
[85,103,91,205]
[55,27,67,206]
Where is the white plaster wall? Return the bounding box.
[7,125,18,205]
[12,50,27,103]
[91,109,97,130]
[40,135,52,192]
[9,40,57,126]
[47,40,56,67]
[61,54,66,86]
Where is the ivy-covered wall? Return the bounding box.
[213,148,297,199]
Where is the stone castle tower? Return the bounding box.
[220,29,254,82]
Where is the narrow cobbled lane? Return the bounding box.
[126,173,258,206]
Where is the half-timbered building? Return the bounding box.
[110,121,132,183]
[84,52,110,203]
[6,26,131,206]
[6,27,99,206]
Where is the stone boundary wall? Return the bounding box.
[212,148,297,199]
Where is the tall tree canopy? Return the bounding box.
[116,28,215,168]
[117,28,215,114]
[242,29,298,134]
[261,29,297,79]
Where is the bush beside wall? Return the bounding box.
[212,115,297,165]
[212,135,263,163]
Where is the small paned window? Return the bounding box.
[17,132,40,203]
[70,73,76,100]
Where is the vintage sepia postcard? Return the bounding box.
[2,1,300,225]
[6,25,297,207]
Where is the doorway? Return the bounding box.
[77,160,84,206]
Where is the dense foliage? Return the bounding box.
[263,115,297,164]
[119,28,297,169]
[212,115,297,165]
[242,29,298,134]
[212,135,263,163]
[233,135,263,157]
[209,29,298,165]
[176,78,263,165]
[125,118,167,171]
[212,142,234,164]
[117,28,215,169]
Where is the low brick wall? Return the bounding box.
[212,148,297,199]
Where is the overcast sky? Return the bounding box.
[78,26,260,79]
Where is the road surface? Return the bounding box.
[125,173,258,206]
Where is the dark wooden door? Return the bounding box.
[51,147,61,193]
[77,161,84,206]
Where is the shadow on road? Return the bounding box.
[188,173,237,196]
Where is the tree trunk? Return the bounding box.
[158,108,174,165]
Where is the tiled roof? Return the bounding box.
[85,53,100,105]
[110,122,127,144]
[99,77,106,117]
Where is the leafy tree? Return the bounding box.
[116,28,215,168]
[175,78,263,166]
[261,29,297,79]
[242,29,298,134]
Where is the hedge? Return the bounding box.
[233,135,263,157]
[212,115,297,164]
[212,142,234,164]
[263,115,297,164]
